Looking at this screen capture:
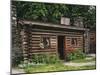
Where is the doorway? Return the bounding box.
[58,36,65,60]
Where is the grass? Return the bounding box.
[18,55,96,73]
[23,57,96,73]
[24,57,96,73]
[24,64,96,73]
[70,57,96,63]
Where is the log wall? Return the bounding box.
[64,33,83,56]
[20,30,58,62]
[20,26,84,61]
[29,34,57,54]
[65,35,83,48]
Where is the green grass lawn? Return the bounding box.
[70,57,96,63]
[18,55,96,73]
[24,64,96,73]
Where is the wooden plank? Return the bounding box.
[31,35,41,37]
[30,44,40,47]
[31,39,40,41]
[51,37,56,39]
[31,32,56,35]
[30,47,56,50]
[30,52,57,54]
[30,50,56,53]
[29,47,40,49]
[19,20,88,31]
[31,37,41,39]
[51,44,56,46]
[51,41,56,43]
[30,41,40,44]
[51,42,56,44]
[31,31,83,36]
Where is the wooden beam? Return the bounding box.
[18,20,89,31]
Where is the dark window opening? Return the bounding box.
[40,37,50,48]
[71,38,77,46]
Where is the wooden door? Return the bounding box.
[58,36,65,60]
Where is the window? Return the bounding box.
[40,37,50,48]
[71,38,77,46]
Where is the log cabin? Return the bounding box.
[12,5,96,63]
[17,18,90,62]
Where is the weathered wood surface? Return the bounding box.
[18,20,88,31]
[18,19,90,62]
[20,27,85,61]
[21,31,57,61]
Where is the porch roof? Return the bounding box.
[18,20,89,31]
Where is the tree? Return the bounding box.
[13,1,96,29]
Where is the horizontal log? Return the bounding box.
[30,50,56,53]
[51,42,56,44]
[30,44,40,47]
[29,52,57,55]
[29,45,57,48]
[29,47,40,49]
[50,43,57,46]
[30,39,40,41]
[29,47,56,50]
[50,39,56,41]
[30,41,40,43]
[31,36,41,39]
[30,35,41,37]
[51,40,56,43]
[50,47,56,49]
[31,32,56,35]
[50,36,56,38]
[66,37,83,39]
[21,27,83,35]
[51,44,57,46]
[30,42,39,44]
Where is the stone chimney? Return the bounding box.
[61,17,70,25]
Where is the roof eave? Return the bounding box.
[18,20,89,31]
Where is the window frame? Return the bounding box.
[40,36,51,49]
[71,38,78,46]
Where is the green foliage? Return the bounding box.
[48,54,61,64]
[32,54,61,64]
[12,1,96,29]
[24,64,95,73]
[12,48,23,67]
[66,48,86,61]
